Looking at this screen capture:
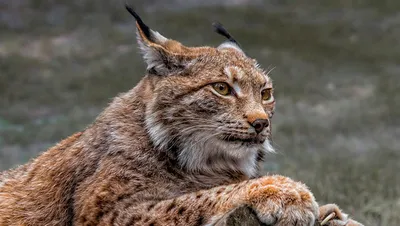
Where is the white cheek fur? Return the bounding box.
[145,109,274,177]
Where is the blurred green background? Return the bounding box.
[1,0,399,225]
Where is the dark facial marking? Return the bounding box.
[189,99,221,115]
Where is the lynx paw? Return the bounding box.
[318,204,364,226]
[245,175,319,226]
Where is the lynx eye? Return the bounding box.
[212,82,231,96]
[261,89,274,103]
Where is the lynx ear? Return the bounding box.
[125,4,190,75]
[213,22,244,54]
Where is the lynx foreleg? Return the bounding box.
[107,175,319,226]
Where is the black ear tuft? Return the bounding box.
[125,3,152,42]
[212,22,240,46]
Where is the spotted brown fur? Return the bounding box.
[0,5,363,226]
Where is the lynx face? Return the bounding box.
[128,9,275,177]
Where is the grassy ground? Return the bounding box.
[1,0,399,225]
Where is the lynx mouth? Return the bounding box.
[221,135,265,145]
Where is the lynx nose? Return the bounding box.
[250,119,269,134]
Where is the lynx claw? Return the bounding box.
[318,204,364,226]
[320,212,336,225]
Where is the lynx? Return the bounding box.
[0,5,363,226]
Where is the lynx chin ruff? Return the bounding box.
[0,5,363,226]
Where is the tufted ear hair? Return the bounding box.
[125,4,193,75]
[212,22,245,55]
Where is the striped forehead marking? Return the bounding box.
[223,66,245,80]
[223,66,245,96]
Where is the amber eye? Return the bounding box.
[212,82,231,96]
[261,89,273,102]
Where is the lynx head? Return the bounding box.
[126,5,275,177]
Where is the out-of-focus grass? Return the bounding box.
[264,148,400,225]
[0,0,399,225]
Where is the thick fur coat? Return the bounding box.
[0,5,363,226]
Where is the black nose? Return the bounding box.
[251,119,269,133]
